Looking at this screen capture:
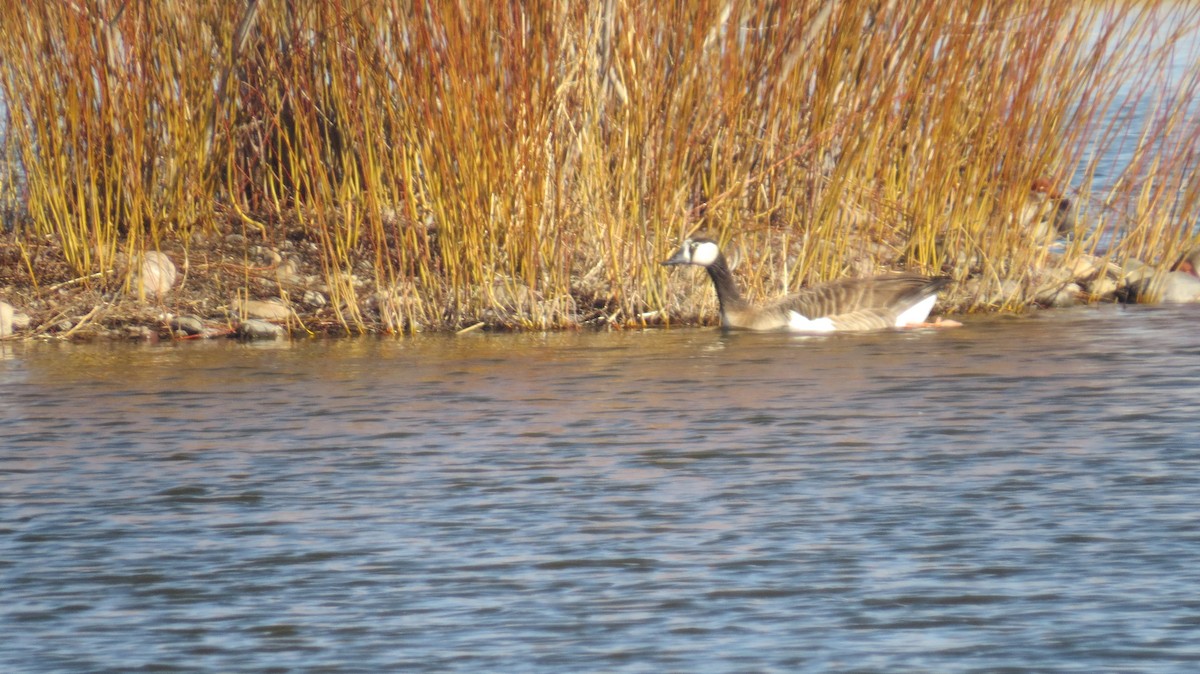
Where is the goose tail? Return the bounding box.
[894,277,951,327]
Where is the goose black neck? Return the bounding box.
[704,255,747,313]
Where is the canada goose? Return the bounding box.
[662,237,953,332]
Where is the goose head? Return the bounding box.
[661,237,722,268]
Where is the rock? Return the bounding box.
[124,325,156,340]
[483,279,537,310]
[251,245,283,267]
[1065,254,1119,281]
[164,315,232,339]
[1122,257,1154,281]
[168,315,205,336]
[300,289,327,308]
[370,285,422,332]
[1087,275,1118,299]
[274,258,302,285]
[1123,270,1200,304]
[1035,282,1081,308]
[0,301,12,337]
[961,278,1023,307]
[1037,264,1075,287]
[236,319,285,340]
[1118,256,1200,303]
[139,251,177,299]
[237,298,292,320]
[1062,254,1123,300]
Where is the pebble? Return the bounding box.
[236,319,285,340]
[275,258,300,281]
[300,290,327,308]
[251,245,283,267]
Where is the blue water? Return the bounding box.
[1074,5,1200,237]
[4,305,1200,672]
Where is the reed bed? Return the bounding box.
[2,0,1200,334]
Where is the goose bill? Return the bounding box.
[661,246,691,266]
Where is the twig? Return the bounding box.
[57,303,106,340]
[47,270,115,292]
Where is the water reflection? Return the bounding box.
[5,305,1200,672]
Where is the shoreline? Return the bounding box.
[0,228,1154,343]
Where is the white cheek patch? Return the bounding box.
[691,241,720,266]
[787,311,836,333]
[894,294,937,327]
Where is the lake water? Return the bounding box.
[4,305,1200,673]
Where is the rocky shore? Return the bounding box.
[0,222,1195,342]
[0,230,349,342]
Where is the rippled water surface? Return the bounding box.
[5,305,1200,673]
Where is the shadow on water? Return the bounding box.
[5,303,1200,672]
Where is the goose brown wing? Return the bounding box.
[766,274,949,322]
